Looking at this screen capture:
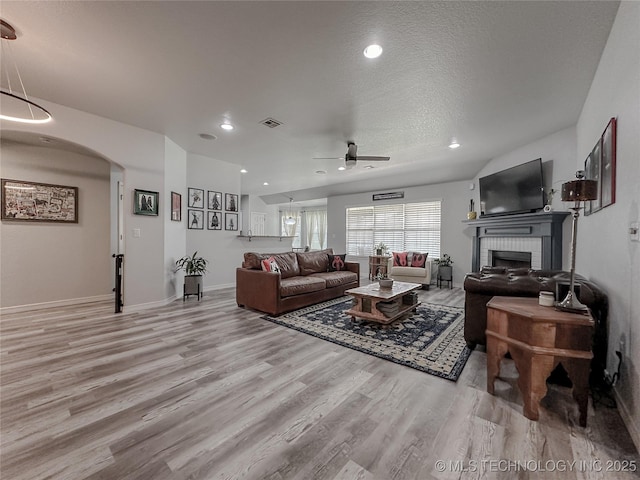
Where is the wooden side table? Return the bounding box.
[368,255,389,280]
[486,296,594,427]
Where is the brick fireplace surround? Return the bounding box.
[465,212,570,272]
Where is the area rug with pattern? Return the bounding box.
[262,297,471,381]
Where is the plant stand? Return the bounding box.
[437,266,453,289]
[183,275,203,301]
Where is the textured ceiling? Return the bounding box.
[0,1,619,204]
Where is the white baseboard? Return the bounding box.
[613,386,640,452]
[0,294,112,315]
[123,283,236,313]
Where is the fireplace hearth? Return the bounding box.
[465,211,570,272]
[490,250,532,269]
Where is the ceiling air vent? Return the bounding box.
[260,117,283,128]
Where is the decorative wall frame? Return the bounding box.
[1,178,78,222]
[225,193,238,212]
[584,117,616,216]
[600,117,616,208]
[207,211,222,230]
[208,191,222,210]
[171,191,181,221]
[188,188,204,209]
[225,212,239,231]
[188,209,204,229]
[134,189,159,216]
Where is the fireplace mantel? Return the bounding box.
[464,211,570,272]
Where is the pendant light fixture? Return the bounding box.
[1,20,52,124]
[285,197,296,226]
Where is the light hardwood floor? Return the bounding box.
[1,286,638,480]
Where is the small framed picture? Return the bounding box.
[134,189,159,216]
[225,193,238,212]
[583,154,592,216]
[171,191,181,221]
[188,188,204,209]
[207,211,222,230]
[600,117,616,209]
[225,212,238,231]
[208,191,222,210]
[584,140,601,214]
[187,209,204,229]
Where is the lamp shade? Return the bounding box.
[561,179,598,202]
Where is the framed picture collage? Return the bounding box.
[186,187,238,231]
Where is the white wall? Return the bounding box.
[327,181,472,285]
[472,127,577,268]
[1,99,168,309]
[0,140,111,308]
[164,137,187,300]
[186,153,244,289]
[576,1,640,448]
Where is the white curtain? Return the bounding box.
[304,211,314,249]
[303,209,327,250]
[315,210,327,249]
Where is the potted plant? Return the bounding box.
[435,254,454,288]
[374,242,388,256]
[376,271,394,289]
[175,251,209,300]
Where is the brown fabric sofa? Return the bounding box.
[463,266,608,385]
[236,249,359,315]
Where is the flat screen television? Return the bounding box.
[479,158,544,217]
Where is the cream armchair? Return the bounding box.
[387,257,433,289]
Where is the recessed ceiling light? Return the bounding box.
[364,44,383,59]
[240,168,248,173]
[220,123,234,131]
[363,165,375,169]
[263,182,269,186]
[315,170,327,175]
[338,166,346,171]
[199,133,217,140]
[449,142,461,149]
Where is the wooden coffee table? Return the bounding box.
[345,281,421,324]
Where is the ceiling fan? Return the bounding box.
[314,142,390,169]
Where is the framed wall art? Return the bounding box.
[600,117,616,209]
[584,117,617,216]
[225,193,238,212]
[1,178,78,223]
[207,211,222,230]
[188,209,204,229]
[208,191,222,210]
[188,188,204,209]
[225,212,239,231]
[134,189,159,216]
[585,140,602,214]
[171,191,181,221]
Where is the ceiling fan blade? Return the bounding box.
[357,155,390,162]
[312,157,342,160]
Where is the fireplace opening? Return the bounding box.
[490,250,532,269]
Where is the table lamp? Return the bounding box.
[556,171,598,313]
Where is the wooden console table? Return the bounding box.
[486,296,593,427]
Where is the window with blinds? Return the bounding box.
[346,201,441,257]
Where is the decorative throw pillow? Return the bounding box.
[392,251,408,266]
[328,254,347,271]
[261,256,281,273]
[410,252,428,268]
